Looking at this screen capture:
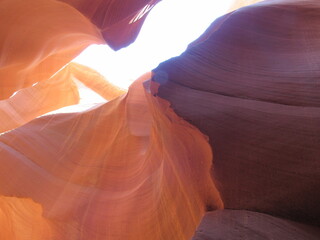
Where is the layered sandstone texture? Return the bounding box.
[0,0,319,239]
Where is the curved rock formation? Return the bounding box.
[0,73,223,239]
[59,0,161,50]
[0,0,320,239]
[0,0,158,99]
[0,63,125,134]
[0,0,104,100]
[154,0,320,226]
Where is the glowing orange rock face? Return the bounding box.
[0,62,126,134]
[0,0,226,239]
[0,0,104,100]
[0,197,51,239]
[0,64,80,134]
[0,0,160,99]
[0,73,223,239]
[68,62,126,100]
[2,0,319,239]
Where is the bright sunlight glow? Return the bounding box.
[72,0,234,90]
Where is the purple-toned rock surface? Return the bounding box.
[154,0,320,226]
[192,210,320,239]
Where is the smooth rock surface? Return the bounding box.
[192,210,320,240]
[154,0,320,225]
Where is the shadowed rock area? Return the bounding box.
[192,210,320,240]
[154,0,320,227]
